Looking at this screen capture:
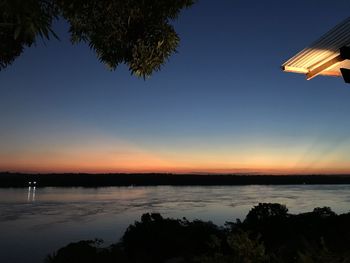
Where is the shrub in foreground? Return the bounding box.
[46,203,350,263]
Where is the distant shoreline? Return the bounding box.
[1,172,350,187]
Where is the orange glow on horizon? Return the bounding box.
[2,160,350,175]
[1,133,350,175]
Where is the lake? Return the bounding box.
[1,185,350,263]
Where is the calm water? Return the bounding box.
[1,185,350,263]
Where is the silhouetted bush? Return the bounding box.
[245,203,288,224]
[45,240,103,263]
[46,203,350,263]
[122,213,223,262]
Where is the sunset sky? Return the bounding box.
[2,0,350,174]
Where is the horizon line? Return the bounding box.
[2,171,350,176]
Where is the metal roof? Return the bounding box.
[282,17,350,80]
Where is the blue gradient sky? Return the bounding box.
[1,0,350,173]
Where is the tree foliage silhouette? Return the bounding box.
[0,0,194,77]
[46,203,350,263]
[245,203,288,225]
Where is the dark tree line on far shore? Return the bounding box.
[2,172,350,187]
[46,203,350,263]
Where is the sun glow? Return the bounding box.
[1,130,350,175]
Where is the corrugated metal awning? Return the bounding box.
[282,17,350,80]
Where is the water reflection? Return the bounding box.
[27,187,31,202]
[1,185,350,263]
[27,186,36,202]
[32,186,36,202]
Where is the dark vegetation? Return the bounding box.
[46,203,350,263]
[1,172,350,187]
[0,0,194,77]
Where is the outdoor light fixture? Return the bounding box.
[282,17,350,84]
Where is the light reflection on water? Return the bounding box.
[1,185,350,263]
[27,186,36,202]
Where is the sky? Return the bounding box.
[1,0,350,174]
